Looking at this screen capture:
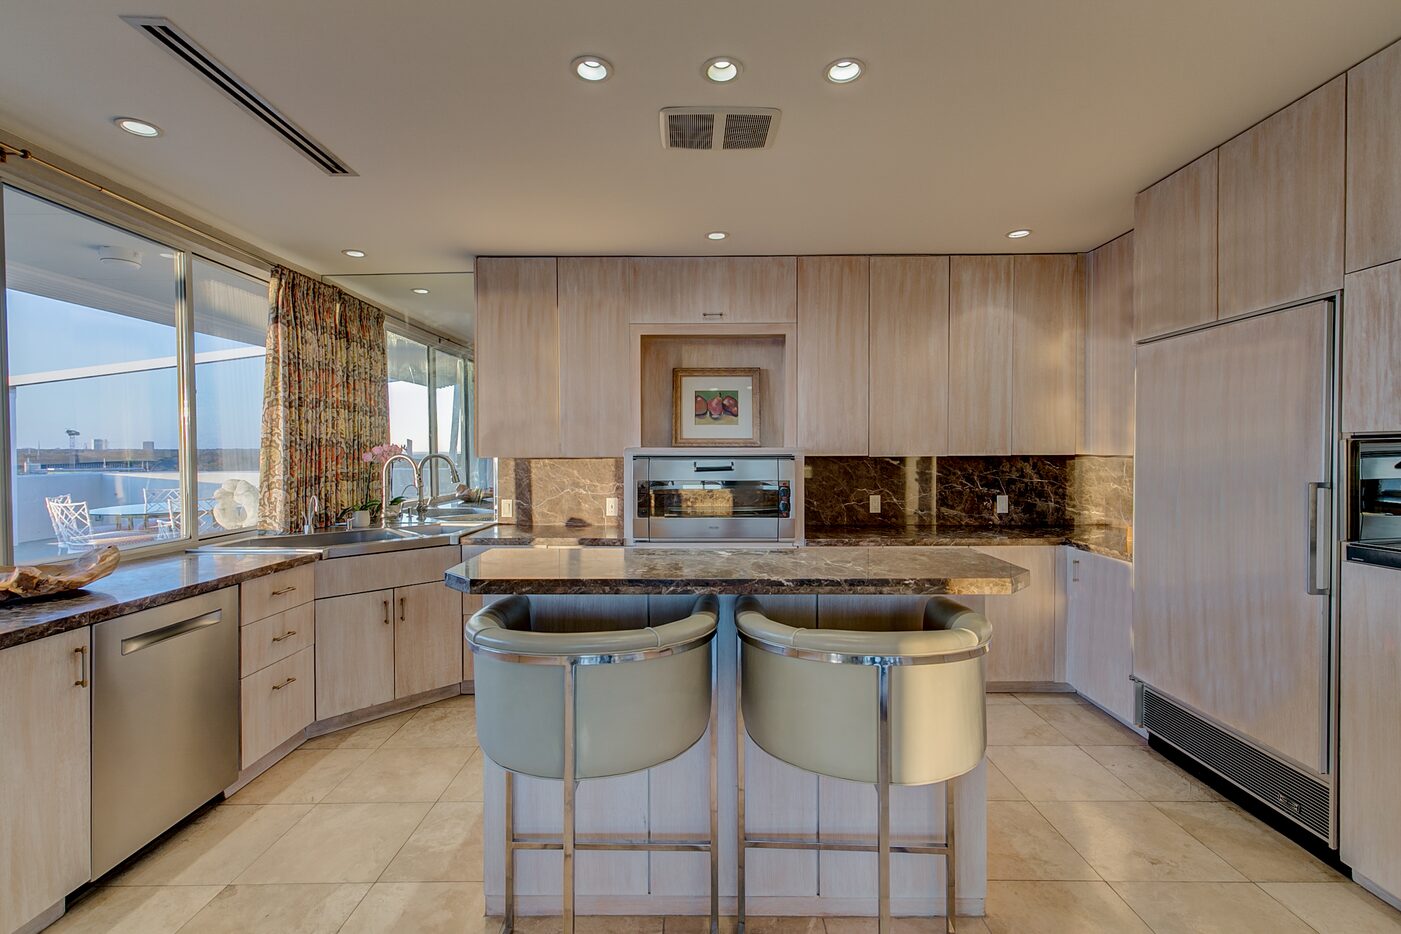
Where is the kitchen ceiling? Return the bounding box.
[1,0,1399,278]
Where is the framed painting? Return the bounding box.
[672,367,761,446]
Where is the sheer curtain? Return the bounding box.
[258,267,389,530]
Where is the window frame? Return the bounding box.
[383,321,474,501]
[0,178,271,563]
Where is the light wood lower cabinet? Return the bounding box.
[1340,560,1401,897]
[0,628,91,934]
[241,646,315,768]
[975,545,1064,683]
[394,580,464,698]
[1064,551,1135,724]
[240,602,314,677]
[316,590,396,719]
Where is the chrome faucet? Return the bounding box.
[380,453,418,527]
[303,493,318,534]
[414,454,462,520]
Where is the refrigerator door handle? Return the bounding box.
[1306,481,1332,596]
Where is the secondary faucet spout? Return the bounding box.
[414,454,463,520]
[380,453,418,528]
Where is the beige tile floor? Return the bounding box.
[50,692,1401,933]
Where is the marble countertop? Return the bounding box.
[0,551,320,651]
[804,524,1132,561]
[447,545,1030,596]
[460,523,625,547]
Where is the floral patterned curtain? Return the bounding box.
[258,267,389,531]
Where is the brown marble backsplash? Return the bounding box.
[805,454,1132,530]
[496,458,623,527]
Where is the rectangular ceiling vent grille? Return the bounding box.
[660,107,780,151]
[121,15,356,176]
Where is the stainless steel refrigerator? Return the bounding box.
[1134,298,1338,844]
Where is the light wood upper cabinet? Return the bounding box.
[1011,254,1083,455]
[1342,260,1401,432]
[1218,77,1345,318]
[948,255,1014,455]
[629,257,796,324]
[475,257,561,458]
[1133,150,1217,340]
[797,256,870,455]
[1084,233,1135,455]
[558,258,636,455]
[315,589,395,719]
[0,629,91,934]
[394,580,464,698]
[1348,39,1401,273]
[1340,559,1401,896]
[868,256,950,456]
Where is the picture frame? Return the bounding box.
[672,367,761,447]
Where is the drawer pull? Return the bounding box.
[271,629,298,643]
[74,645,89,688]
[271,676,297,691]
[701,311,724,318]
[271,585,298,596]
[399,597,406,622]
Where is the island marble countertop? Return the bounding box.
[0,551,320,651]
[459,523,624,547]
[447,545,1030,596]
[804,524,1132,561]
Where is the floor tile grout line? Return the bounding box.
[1144,799,1334,885]
[1251,881,1337,934]
[1101,879,1185,934]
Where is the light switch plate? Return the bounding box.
[995,494,1009,514]
[869,494,882,513]
[500,498,514,519]
[605,497,619,518]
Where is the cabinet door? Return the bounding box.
[241,646,315,768]
[559,258,635,455]
[630,257,796,324]
[1133,150,1217,339]
[1219,77,1345,317]
[976,546,1062,684]
[1012,255,1082,455]
[1084,233,1135,456]
[475,257,560,457]
[797,256,870,454]
[394,581,464,698]
[1342,260,1401,432]
[0,629,90,933]
[315,590,395,719]
[1340,560,1401,895]
[1347,39,1401,273]
[869,256,950,456]
[1064,551,1135,724]
[948,255,1013,455]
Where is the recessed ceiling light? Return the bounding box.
[572,55,612,82]
[113,117,162,137]
[411,288,430,295]
[704,57,742,83]
[825,59,864,84]
[1006,229,1033,239]
[342,249,366,258]
[706,231,727,241]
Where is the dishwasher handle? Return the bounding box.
[121,611,222,656]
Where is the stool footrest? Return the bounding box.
[743,835,951,857]
[511,834,713,853]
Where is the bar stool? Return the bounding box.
[734,595,992,934]
[467,594,721,934]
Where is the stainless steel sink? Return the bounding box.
[193,525,464,558]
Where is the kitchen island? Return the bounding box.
[447,546,1027,923]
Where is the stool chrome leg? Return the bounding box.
[709,644,720,934]
[502,769,515,934]
[945,776,957,934]
[563,660,577,934]
[736,648,747,934]
[877,664,892,934]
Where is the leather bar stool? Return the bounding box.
[734,596,992,934]
[468,594,721,934]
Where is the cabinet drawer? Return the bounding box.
[241,646,314,768]
[315,545,461,598]
[240,564,314,625]
[241,602,314,677]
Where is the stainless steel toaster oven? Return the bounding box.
[630,454,796,543]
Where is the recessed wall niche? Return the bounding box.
[638,332,789,447]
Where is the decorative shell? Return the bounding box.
[0,546,120,602]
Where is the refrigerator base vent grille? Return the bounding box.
[1140,686,1331,841]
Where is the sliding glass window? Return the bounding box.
[386,328,477,505]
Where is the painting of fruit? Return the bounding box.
[672,367,761,446]
[694,389,741,425]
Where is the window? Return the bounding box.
[386,328,478,506]
[2,185,267,561]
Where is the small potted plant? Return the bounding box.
[353,443,407,527]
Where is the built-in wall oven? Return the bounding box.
[630,452,797,543]
[1347,437,1401,569]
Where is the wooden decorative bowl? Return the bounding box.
[0,546,120,602]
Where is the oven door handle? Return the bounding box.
[692,461,735,473]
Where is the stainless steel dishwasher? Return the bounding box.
[91,587,240,877]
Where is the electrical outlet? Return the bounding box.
[500,498,514,519]
[804,464,814,479]
[605,496,619,518]
[995,494,1009,515]
[869,494,882,514]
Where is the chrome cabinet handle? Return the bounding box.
[399,597,406,622]
[74,645,88,688]
[1306,481,1332,596]
[271,676,296,691]
[271,585,297,596]
[271,629,298,643]
[383,599,391,625]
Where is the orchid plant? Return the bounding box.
[343,443,408,521]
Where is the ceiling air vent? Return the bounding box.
[121,15,356,176]
[660,107,781,151]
